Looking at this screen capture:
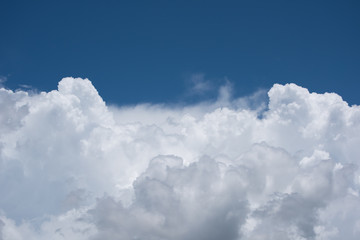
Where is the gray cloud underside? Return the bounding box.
[1,78,360,240]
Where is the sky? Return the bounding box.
[1,1,360,240]
[0,0,359,105]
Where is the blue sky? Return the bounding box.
[1,0,359,105]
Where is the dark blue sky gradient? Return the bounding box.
[1,0,359,105]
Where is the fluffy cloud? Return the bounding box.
[0,78,359,239]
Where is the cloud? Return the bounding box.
[0,76,7,88]
[0,78,359,239]
[188,73,212,95]
[90,155,248,240]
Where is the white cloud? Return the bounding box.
[188,73,212,95]
[0,77,359,239]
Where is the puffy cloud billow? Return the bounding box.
[0,77,360,240]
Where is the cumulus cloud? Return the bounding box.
[0,77,359,239]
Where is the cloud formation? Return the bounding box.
[0,78,359,239]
